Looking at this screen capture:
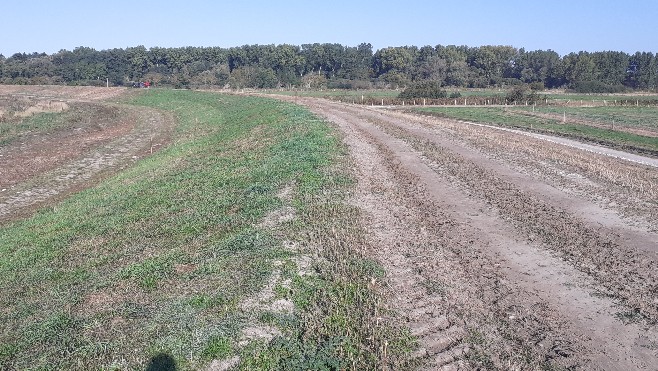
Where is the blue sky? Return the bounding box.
[1,0,656,57]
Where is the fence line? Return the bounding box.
[329,96,658,108]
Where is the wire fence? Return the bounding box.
[327,96,658,107]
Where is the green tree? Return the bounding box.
[563,52,597,86]
[467,45,517,86]
[373,47,416,87]
[125,45,151,80]
[626,52,656,90]
[513,49,562,86]
[337,43,373,80]
[436,45,469,87]
[591,51,629,86]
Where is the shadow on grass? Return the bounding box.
[146,353,177,371]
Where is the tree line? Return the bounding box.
[1,43,656,92]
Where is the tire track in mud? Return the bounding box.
[340,105,658,315]
[319,108,475,369]
[287,97,658,370]
[0,106,174,222]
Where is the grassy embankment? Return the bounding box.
[0,103,126,147]
[0,108,75,146]
[0,90,412,370]
[415,106,658,154]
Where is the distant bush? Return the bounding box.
[327,79,354,89]
[506,85,540,104]
[499,77,523,87]
[529,81,545,91]
[398,81,447,99]
[449,91,462,99]
[327,79,372,90]
[571,81,626,94]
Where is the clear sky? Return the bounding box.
[1,0,656,57]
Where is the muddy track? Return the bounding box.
[278,96,658,370]
[0,99,174,223]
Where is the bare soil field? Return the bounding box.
[0,86,174,222]
[0,85,127,102]
[276,95,658,370]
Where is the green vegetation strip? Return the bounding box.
[0,90,410,370]
[0,110,74,146]
[417,107,658,153]
[515,105,658,130]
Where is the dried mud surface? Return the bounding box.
[278,96,658,370]
[0,86,174,223]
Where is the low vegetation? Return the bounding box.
[0,90,411,369]
[398,81,447,99]
[416,106,658,154]
[505,85,541,104]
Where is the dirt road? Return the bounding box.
[282,96,658,370]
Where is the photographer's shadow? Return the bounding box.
[146,353,177,371]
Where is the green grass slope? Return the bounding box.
[0,90,412,370]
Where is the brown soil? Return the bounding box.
[0,86,174,223]
[0,84,128,102]
[276,96,658,370]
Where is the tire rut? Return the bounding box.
[342,104,658,321]
[316,106,579,369]
[328,110,473,369]
[287,96,658,370]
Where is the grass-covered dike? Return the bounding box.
[0,90,412,369]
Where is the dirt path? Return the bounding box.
[279,96,658,370]
[0,88,174,223]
